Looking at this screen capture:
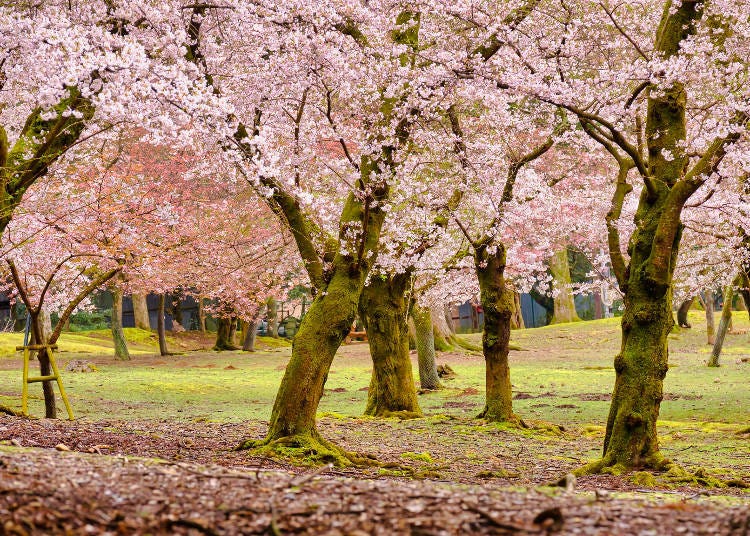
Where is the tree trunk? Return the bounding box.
[157,294,169,356]
[510,291,525,329]
[267,297,279,338]
[359,273,421,417]
[30,311,56,418]
[243,318,260,352]
[699,292,715,345]
[412,304,441,390]
[132,293,151,330]
[214,317,238,351]
[170,296,184,331]
[228,317,237,345]
[474,243,517,423]
[111,287,130,360]
[708,279,737,367]
[431,306,455,351]
[198,297,206,333]
[676,297,694,328]
[594,191,682,473]
[550,248,581,324]
[443,305,455,335]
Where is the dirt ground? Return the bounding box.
[1,415,749,535]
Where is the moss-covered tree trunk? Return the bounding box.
[474,243,517,423]
[157,294,169,356]
[111,287,130,361]
[214,317,238,351]
[676,297,694,328]
[359,272,421,417]
[708,278,737,367]
[412,304,441,390]
[132,293,150,330]
[550,248,581,324]
[595,188,681,473]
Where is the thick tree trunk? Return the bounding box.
[677,297,694,328]
[157,294,169,356]
[228,317,237,345]
[214,317,238,351]
[593,190,682,473]
[243,318,260,352]
[699,292,715,345]
[431,306,455,351]
[474,243,517,423]
[111,287,130,360]
[267,297,279,338]
[359,273,421,417]
[550,248,581,324]
[412,304,441,390]
[132,293,151,330]
[708,280,737,367]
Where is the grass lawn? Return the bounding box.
[0,310,749,490]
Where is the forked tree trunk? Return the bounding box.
[474,243,517,423]
[111,287,130,360]
[132,293,151,330]
[699,292,715,345]
[550,248,581,324]
[676,297,694,328]
[157,294,169,356]
[708,279,737,367]
[598,191,681,472]
[412,304,441,390]
[359,273,421,417]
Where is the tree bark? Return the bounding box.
[550,248,581,324]
[511,291,525,329]
[676,297,694,328]
[132,293,151,330]
[699,292,715,345]
[214,317,239,351]
[157,294,169,356]
[412,304,441,390]
[708,278,737,367]
[267,297,279,338]
[111,287,130,360]
[29,311,55,418]
[243,318,260,352]
[474,243,517,423]
[198,297,206,333]
[431,306,455,351]
[359,272,421,417]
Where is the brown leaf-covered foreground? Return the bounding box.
[1,416,749,535]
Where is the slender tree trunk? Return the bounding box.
[267,297,279,338]
[708,279,737,367]
[198,297,206,333]
[699,292,715,345]
[412,304,441,390]
[511,291,525,329]
[550,248,581,324]
[474,243,517,423]
[132,293,151,330]
[111,287,130,360]
[676,297,694,328]
[157,294,169,356]
[359,272,421,417]
[30,311,56,418]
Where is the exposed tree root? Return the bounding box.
[0,405,22,417]
[475,410,527,428]
[365,409,423,420]
[573,455,748,489]
[235,432,378,468]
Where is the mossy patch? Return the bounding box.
[400,451,434,463]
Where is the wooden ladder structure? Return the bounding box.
[17,344,74,420]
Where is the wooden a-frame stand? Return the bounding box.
[17,344,74,421]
